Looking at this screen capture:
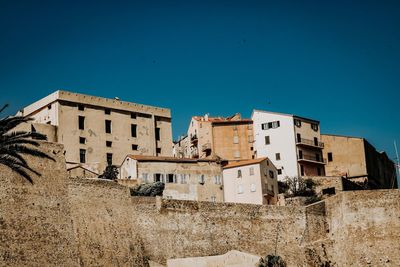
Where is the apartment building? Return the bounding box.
[119,155,224,202]
[322,134,397,189]
[17,90,173,173]
[222,158,278,205]
[176,113,254,161]
[252,110,325,181]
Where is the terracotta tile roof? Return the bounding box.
[126,155,218,163]
[223,157,268,169]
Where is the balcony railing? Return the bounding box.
[296,138,324,148]
[298,154,326,164]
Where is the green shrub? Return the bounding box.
[130,182,165,197]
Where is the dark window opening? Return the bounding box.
[79,137,86,144]
[106,153,113,166]
[105,108,111,115]
[155,127,161,141]
[328,152,333,162]
[154,173,162,182]
[322,187,336,195]
[314,137,318,146]
[265,136,270,145]
[132,144,138,150]
[80,149,86,163]
[106,141,112,147]
[277,169,282,175]
[276,153,281,160]
[78,116,85,130]
[297,133,301,143]
[78,104,84,111]
[156,147,161,154]
[317,167,322,176]
[167,174,175,183]
[47,104,52,110]
[131,124,137,137]
[300,165,304,176]
[299,150,303,159]
[316,153,320,162]
[131,112,137,119]
[105,120,112,133]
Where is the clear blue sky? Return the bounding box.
[0,0,399,162]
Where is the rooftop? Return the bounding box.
[223,157,268,169]
[126,155,218,163]
[252,109,319,124]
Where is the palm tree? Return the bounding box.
[0,104,54,183]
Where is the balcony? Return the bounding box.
[263,189,275,197]
[202,142,211,152]
[298,154,326,164]
[296,138,324,148]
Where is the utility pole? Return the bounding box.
[395,141,400,188]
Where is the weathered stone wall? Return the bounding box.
[1,141,400,267]
[0,143,79,266]
[325,190,400,266]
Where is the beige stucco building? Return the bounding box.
[120,155,224,202]
[322,134,397,189]
[175,113,254,161]
[222,158,278,205]
[17,90,173,174]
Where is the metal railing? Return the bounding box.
[296,138,324,148]
[298,154,327,163]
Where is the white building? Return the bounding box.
[252,110,325,181]
[222,158,278,205]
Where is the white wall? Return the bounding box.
[252,111,298,180]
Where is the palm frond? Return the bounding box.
[0,149,28,165]
[1,131,47,141]
[2,144,55,161]
[0,116,33,135]
[0,138,41,148]
[0,104,9,114]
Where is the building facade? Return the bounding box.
[18,90,173,173]
[222,158,278,205]
[322,134,397,189]
[120,155,224,202]
[252,110,325,181]
[178,113,254,161]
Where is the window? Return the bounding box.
[249,167,254,176]
[277,169,282,175]
[155,127,161,141]
[237,185,244,194]
[250,183,256,192]
[214,175,222,184]
[261,121,280,130]
[132,144,138,151]
[314,137,319,146]
[106,153,113,165]
[198,175,205,184]
[300,165,305,176]
[142,173,148,183]
[131,124,137,137]
[105,108,111,115]
[78,116,85,130]
[79,149,86,163]
[106,141,112,147]
[47,104,52,110]
[297,133,301,143]
[105,120,112,133]
[248,135,254,143]
[275,153,281,160]
[311,123,319,131]
[294,119,301,127]
[317,167,322,176]
[79,137,86,144]
[233,136,239,144]
[211,196,216,203]
[167,174,175,183]
[234,151,240,158]
[78,104,84,111]
[154,173,163,182]
[180,174,188,184]
[156,147,161,154]
[131,112,137,119]
[269,170,275,179]
[328,152,333,162]
[237,170,242,178]
[265,136,270,145]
